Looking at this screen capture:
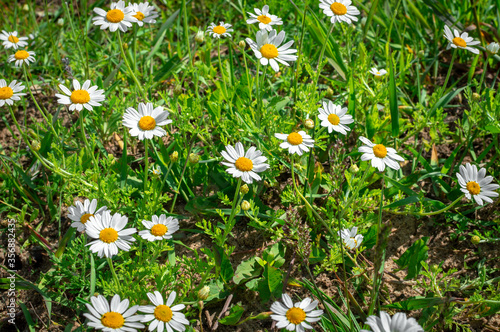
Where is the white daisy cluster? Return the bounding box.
[92,1,159,32]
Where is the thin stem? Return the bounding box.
[478,54,490,91]
[217,38,228,98]
[144,139,149,193]
[386,194,464,216]
[118,32,148,101]
[441,49,457,96]
[314,24,334,87]
[79,111,89,147]
[170,139,195,213]
[227,178,242,226]
[106,257,121,294]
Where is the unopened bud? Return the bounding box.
[57,18,64,26]
[487,42,499,55]
[240,184,249,194]
[325,87,334,98]
[304,118,314,129]
[197,286,210,300]
[170,151,179,162]
[241,200,251,211]
[188,153,200,164]
[471,235,480,245]
[195,30,204,43]
[23,4,29,11]
[417,50,425,59]
[472,93,480,102]
[31,140,41,152]
[239,40,246,48]
[349,164,359,173]
[122,42,128,50]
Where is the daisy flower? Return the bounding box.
[122,102,172,140]
[0,79,26,107]
[150,164,162,176]
[317,100,354,135]
[456,163,499,206]
[0,31,28,49]
[245,29,298,72]
[129,2,159,26]
[369,67,387,78]
[93,0,137,33]
[139,215,179,242]
[85,211,137,258]
[139,291,190,332]
[246,5,283,31]
[274,131,314,156]
[221,142,269,184]
[8,49,36,67]
[84,294,145,331]
[358,137,404,172]
[55,79,106,112]
[443,25,480,54]
[487,42,499,55]
[270,293,323,331]
[68,198,108,232]
[360,311,424,332]
[338,226,363,250]
[206,22,233,39]
[319,0,360,25]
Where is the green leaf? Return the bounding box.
[384,296,453,310]
[394,237,429,280]
[233,257,262,285]
[256,265,282,302]
[389,52,399,138]
[219,304,245,325]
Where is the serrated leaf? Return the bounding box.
[219,304,245,325]
[233,257,262,285]
[394,237,429,279]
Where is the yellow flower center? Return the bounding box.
[101,312,125,329]
[260,43,279,59]
[373,144,387,158]
[234,157,253,172]
[154,305,173,322]
[134,11,145,21]
[14,50,29,60]
[8,35,19,43]
[330,2,347,15]
[257,15,272,24]
[213,25,226,35]
[0,87,14,100]
[328,114,340,125]
[287,132,303,145]
[286,307,306,325]
[70,90,91,104]
[99,228,118,243]
[138,116,156,130]
[452,37,467,48]
[376,71,381,75]
[80,213,94,224]
[106,9,125,23]
[151,224,168,236]
[466,181,481,195]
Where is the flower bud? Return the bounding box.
[325,87,334,98]
[173,84,182,96]
[195,30,204,43]
[472,93,480,102]
[417,50,425,59]
[122,42,128,50]
[170,151,179,162]
[241,200,251,211]
[349,164,359,173]
[23,4,29,11]
[57,18,64,26]
[471,235,480,245]
[487,42,499,55]
[240,184,249,194]
[197,286,210,300]
[239,40,246,48]
[31,140,41,152]
[188,153,200,164]
[304,118,314,129]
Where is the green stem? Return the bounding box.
[217,39,228,98]
[106,257,121,294]
[386,194,464,216]
[118,32,148,101]
[226,178,242,230]
[478,54,490,92]
[170,140,195,213]
[441,49,457,96]
[79,112,89,147]
[144,139,149,193]
[314,24,334,87]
